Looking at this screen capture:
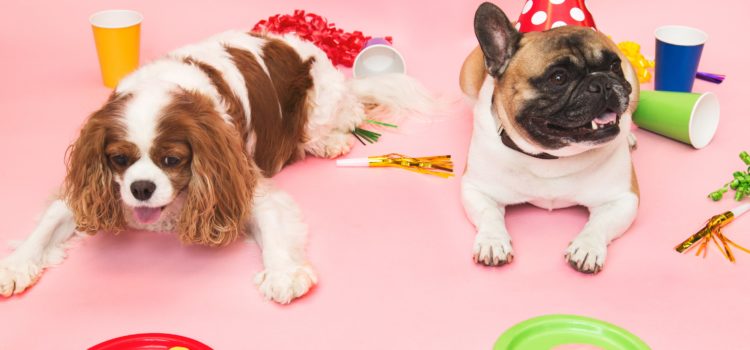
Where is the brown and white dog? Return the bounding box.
[460,3,640,273]
[0,30,432,303]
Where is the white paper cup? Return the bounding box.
[353,38,406,78]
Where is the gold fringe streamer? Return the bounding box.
[675,211,750,262]
[368,153,453,178]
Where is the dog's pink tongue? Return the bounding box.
[594,112,617,124]
[134,207,161,224]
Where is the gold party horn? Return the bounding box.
[336,153,453,178]
[676,204,750,262]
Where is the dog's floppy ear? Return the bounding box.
[474,2,521,78]
[63,94,129,234]
[169,90,257,247]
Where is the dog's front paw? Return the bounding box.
[0,259,42,297]
[254,265,317,304]
[307,132,355,159]
[324,132,355,158]
[473,233,513,266]
[565,235,607,274]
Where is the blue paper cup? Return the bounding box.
[654,25,708,92]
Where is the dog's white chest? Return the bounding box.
[463,79,634,208]
[528,198,577,211]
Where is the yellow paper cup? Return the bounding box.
[90,10,142,88]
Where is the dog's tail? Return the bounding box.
[346,73,437,122]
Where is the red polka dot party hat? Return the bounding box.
[515,0,596,33]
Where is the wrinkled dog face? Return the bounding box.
[511,32,633,148]
[475,3,636,153]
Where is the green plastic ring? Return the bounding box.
[494,314,650,350]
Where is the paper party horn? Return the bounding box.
[633,90,719,149]
[336,153,453,178]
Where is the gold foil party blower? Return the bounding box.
[676,203,750,262]
[336,153,453,178]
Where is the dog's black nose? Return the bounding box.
[587,79,613,94]
[131,181,156,201]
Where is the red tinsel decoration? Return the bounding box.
[252,10,392,67]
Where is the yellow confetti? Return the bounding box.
[618,41,655,83]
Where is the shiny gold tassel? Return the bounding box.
[676,204,750,262]
[336,153,453,178]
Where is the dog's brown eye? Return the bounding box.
[610,61,623,74]
[550,70,568,85]
[163,156,181,167]
[111,155,128,166]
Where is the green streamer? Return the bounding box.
[351,120,399,145]
[709,151,750,202]
[364,119,398,128]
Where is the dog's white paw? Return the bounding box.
[254,265,317,304]
[306,132,354,159]
[565,235,607,274]
[324,132,354,158]
[473,232,513,266]
[0,259,43,297]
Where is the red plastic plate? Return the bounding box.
[88,333,213,350]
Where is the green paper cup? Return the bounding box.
[494,315,650,350]
[633,90,720,149]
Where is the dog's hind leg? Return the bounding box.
[0,199,77,297]
[250,179,317,304]
[462,181,514,266]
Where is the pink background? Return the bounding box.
[1,0,749,348]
